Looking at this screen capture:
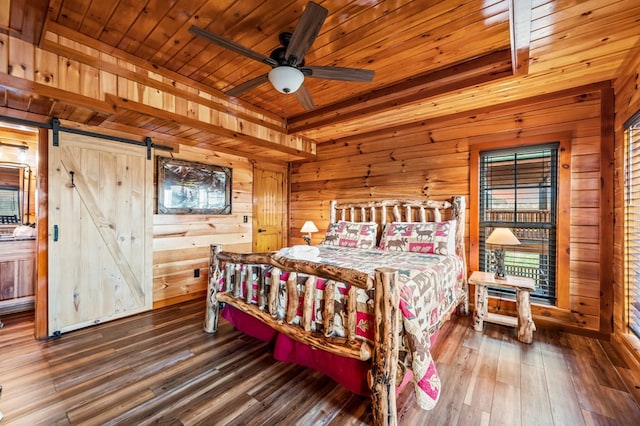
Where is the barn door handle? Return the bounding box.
[257,228,267,233]
[53,225,59,242]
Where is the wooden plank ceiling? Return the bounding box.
[1,0,639,155]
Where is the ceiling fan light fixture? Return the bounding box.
[268,66,304,94]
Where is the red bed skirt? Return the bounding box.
[221,305,433,396]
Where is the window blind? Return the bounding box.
[625,112,640,338]
[479,144,559,304]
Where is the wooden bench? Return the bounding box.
[469,271,536,343]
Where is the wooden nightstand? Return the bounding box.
[469,271,536,343]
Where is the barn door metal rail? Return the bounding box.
[51,118,173,160]
[0,115,172,160]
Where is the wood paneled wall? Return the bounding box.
[290,84,610,334]
[152,145,253,307]
[613,44,640,367]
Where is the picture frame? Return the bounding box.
[156,157,232,215]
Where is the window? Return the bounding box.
[479,144,559,304]
[625,110,640,338]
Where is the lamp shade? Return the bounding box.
[300,221,319,233]
[268,66,305,94]
[486,227,521,246]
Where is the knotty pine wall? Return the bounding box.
[152,145,253,307]
[291,85,611,335]
[613,49,640,367]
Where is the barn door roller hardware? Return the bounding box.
[51,118,173,159]
[0,115,173,160]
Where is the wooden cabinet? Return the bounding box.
[0,238,36,312]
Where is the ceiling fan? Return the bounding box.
[188,1,375,111]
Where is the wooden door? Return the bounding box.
[253,167,285,252]
[48,131,153,335]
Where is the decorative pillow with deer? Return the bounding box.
[321,221,378,249]
[379,220,456,255]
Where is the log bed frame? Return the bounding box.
[204,196,468,426]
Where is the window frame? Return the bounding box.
[478,144,559,304]
[470,132,571,310]
[624,109,640,338]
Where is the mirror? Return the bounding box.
[0,164,33,226]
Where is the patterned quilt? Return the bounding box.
[217,245,466,410]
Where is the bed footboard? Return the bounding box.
[205,244,401,425]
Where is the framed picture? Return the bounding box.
[157,157,232,215]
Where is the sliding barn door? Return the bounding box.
[48,131,153,335]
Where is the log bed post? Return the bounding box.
[451,195,469,315]
[330,200,337,223]
[204,244,223,333]
[370,267,400,426]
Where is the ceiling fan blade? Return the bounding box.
[303,66,375,82]
[285,2,328,66]
[294,84,316,111]
[225,73,270,97]
[189,25,278,67]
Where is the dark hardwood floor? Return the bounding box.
[1,300,639,425]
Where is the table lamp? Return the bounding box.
[301,221,319,245]
[486,227,521,279]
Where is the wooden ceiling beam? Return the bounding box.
[95,120,290,166]
[0,105,52,126]
[509,0,532,76]
[0,72,115,117]
[105,94,317,161]
[287,49,513,134]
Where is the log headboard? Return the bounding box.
[329,196,467,272]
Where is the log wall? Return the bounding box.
[291,84,610,334]
[613,45,640,367]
